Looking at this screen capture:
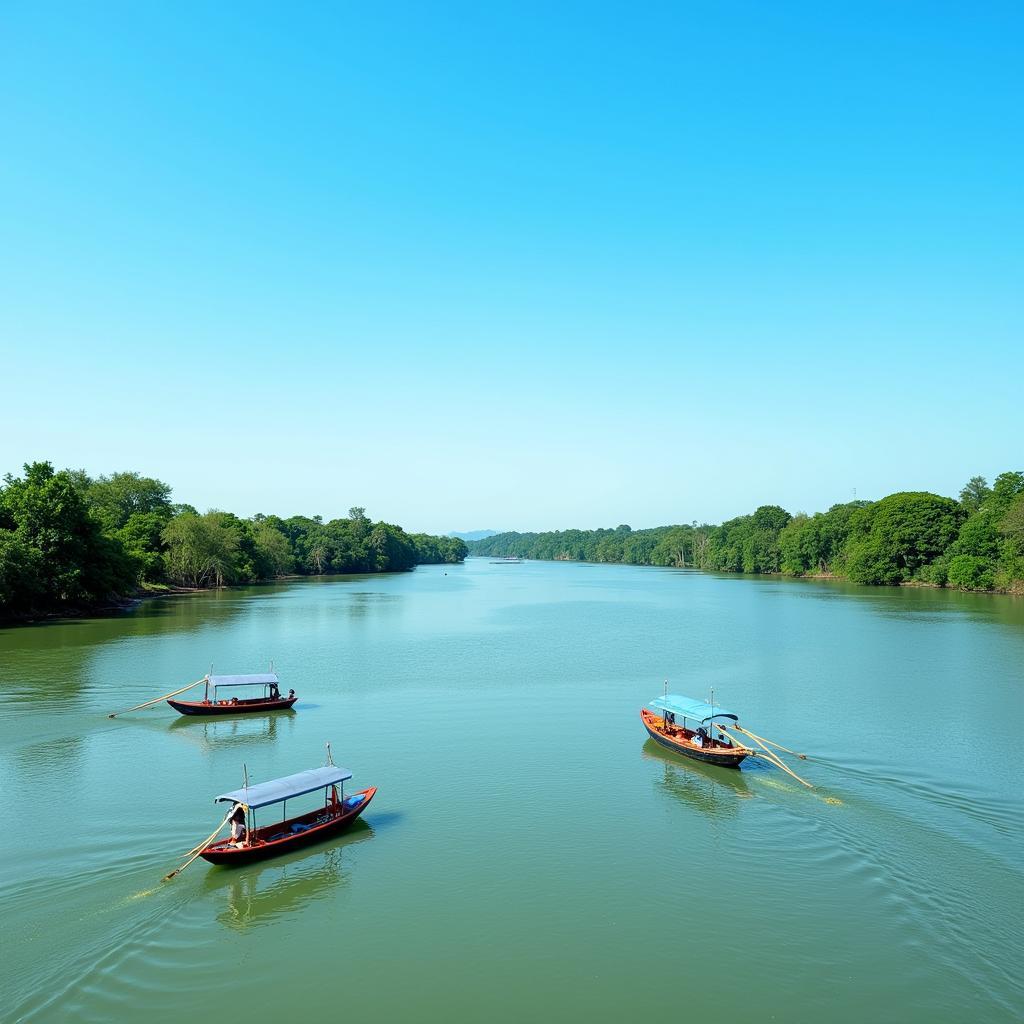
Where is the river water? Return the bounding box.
[1,558,1021,1022]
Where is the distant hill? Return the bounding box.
[448,529,500,541]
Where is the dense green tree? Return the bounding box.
[779,501,868,576]
[752,505,791,532]
[999,494,1024,547]
[85,472,173,531]
[994,486,1024,592]
[595,532,625,563]
[0,461,137,612]
[252,521,295,577]
[623,530,663,565]
[842,492,964,584]
[368,523,416,571]
[989,471,1024,516]
[0,531,45,611]
[946,555,995,591]
[116,511,170,582]
[708,516,749,572]
[410,534,468,564]
[162,511,241,587]
[959,475,992,512]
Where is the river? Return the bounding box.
[1,558,1021,1022]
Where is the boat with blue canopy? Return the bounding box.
[193,750,376,867]
[640,692,748,768]
[167,672,297,717]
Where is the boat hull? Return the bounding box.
[641,709,747,768]
[167,697,298,716]
[200,787,377,866]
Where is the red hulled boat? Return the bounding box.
[167,673,297,717]
[198,762,376,867]
[640,695,749,769]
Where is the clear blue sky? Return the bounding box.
[1,2,1020,534]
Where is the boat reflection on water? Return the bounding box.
[167,709,296,750]
[203,822,374,931]
[642,739,754,817]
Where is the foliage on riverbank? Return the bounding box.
[0,462,466,618]
[469,472,1024,594]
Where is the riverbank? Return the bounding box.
[468,477,1024,595]
[468,554,1024,596]
[0,461,469,622]
[0,564,460,625]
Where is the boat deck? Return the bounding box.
[640,709,748,768]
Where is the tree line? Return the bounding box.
[469,472,1024,594]
[0,461,466,619]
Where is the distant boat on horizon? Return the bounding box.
[490,556,522,564]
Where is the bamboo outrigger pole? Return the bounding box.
[729,723,807,760]
[108,678,207,718]
[712,726,754,753]
[715,724,814,789]
[163,807,236,882]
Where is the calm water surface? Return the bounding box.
[2,559,1022,1022]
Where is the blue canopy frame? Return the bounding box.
[209,673,279,689]
[649,694,738,724]
[215,766,353,809]
[203,673,281,702]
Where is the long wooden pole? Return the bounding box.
[747,737,813,788]
[716,725,813,788]
[163,809,234,882]
[731,723,807,759]
[108,678,206,718]
[712,724,754,753]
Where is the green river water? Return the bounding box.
[1,558,1022,1023]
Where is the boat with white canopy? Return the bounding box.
[166,672,297,716]
[195,754,376,867]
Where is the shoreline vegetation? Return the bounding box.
[0,462,467,622]
[468,472,1024,596]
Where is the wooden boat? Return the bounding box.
[167,673,297,717]
[641,694,749,769]
[199,764,376,866]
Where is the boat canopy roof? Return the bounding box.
[215,766,352,809]
[209,673,279,688]
[649,694,738,723]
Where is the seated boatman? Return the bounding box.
[229,804,247,847]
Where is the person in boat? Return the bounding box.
[229,804,247,846]
[692,727,705,748]
[269,681,280,699]
[288,688,295,700]
[230,696,239,705]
